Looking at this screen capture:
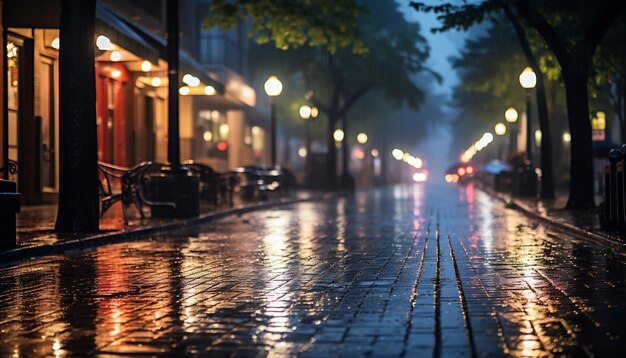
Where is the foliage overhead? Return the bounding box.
[204,0,367,54]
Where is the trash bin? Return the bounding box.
[0,179,20,250]
[150,173,200,218]
[513,164,537,197]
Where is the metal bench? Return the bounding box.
[231,166,283,201]
[98,161,175,224]
[183,160,236,207]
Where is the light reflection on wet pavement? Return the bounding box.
[1,184,625,357]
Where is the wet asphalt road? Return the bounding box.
[1,183,625,357]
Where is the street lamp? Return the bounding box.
[333,129,344,143]
[300,104,314,183]
[264,75,282,167]
[519,67,536,162]
[356,132,368,144]
[505,107,518,155]
[495,122,507,161]
[494,122,507,136]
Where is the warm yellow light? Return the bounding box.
[299,105,312,120]
[392,149,404,160]
[519,66,537,89]
[354,149,365,159]
[505,107,518,123]
[596,111,606,130]
[356,132,368,144]
[333,129,344,142]
[111,70,121,78]
[563,132,571,143]
[109,51,121,61]
[413,157,423,169]
[403,153,411,162]
[494,122,507,136]
[311,107,319,118]
[51,37,60,50]
[483,132,494,143]
[413,172,427,182]
[264,75,283,96]
[96,35,114,50]
[151,77,161,87]
[535,130,542,144]
[183,74,200,87]
[141,60,152,72]
[204,85,216,95]
[219,123,230,140]
[371,149,379,157]
[203,131,213,142]
[179,86,190,95]
[298,147,307,158]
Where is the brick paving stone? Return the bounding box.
[1,184,626,357]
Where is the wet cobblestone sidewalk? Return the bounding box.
[1,184,625,357]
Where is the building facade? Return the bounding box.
[1,0,268,205]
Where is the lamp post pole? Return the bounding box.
[505,107,519,157]
[264,76,282,168]
[270,99,276,167]
[525,91,532,162]
[519,67,537,163]
[166,0,181,169]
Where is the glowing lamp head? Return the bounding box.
[310,107,319,118]
[111,70,121,78]
[299,105,312,120]
[51,37,60,50]
[264,76,283,97]
[519,67,537,89]
[392,149,404,160]
[457,167,466,176]
[204,86,216,95]
[151,77,161,87]
[356,132,368,144]
[333,129,344,142]
[563,132,571,143]
[466,165,474,174]
[109,51,122,62]
[96,35,114,50]
[505,107,518,123]
[371,149,379,157]
[494,122,507,136]
[141,60,152,72]
[179,86,190,96]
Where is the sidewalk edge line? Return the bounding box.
[1,194,324,266]
[478,184,626,251]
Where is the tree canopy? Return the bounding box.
[204,0,367,54]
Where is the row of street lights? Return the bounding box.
[459,66,536,166]
[264,75,422,185]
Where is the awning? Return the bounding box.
[4,1,159,64]
[95,4,160,64]
[115,14,225,95]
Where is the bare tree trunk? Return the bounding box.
[55,0,99,232]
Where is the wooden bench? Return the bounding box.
[98,161,175,224]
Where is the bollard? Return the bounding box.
[615,162,624,230]
[603,164,611,228]
[608,149,621,228]
[0,179,20,251]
